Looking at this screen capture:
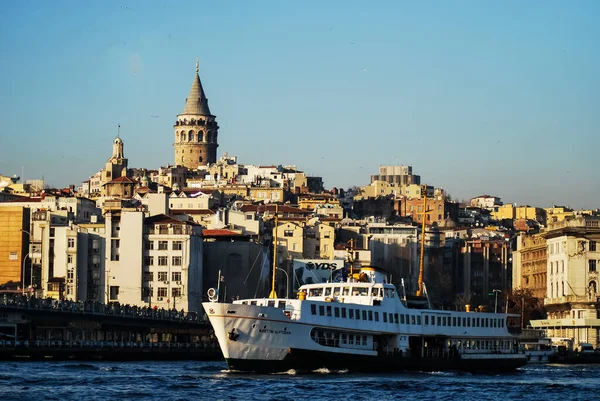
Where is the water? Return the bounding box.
[0,361,597,401]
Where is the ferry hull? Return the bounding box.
[226,349,528,373]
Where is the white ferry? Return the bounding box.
[204,266,527,373]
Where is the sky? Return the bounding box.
[0,1,598,209]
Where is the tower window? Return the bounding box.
[198,132,203,142]
[199,157,203,162]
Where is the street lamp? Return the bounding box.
[276,267,289,299]
[19,229,33,295]
[493,289,502,313]
[22,253,30,295]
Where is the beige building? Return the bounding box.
[512,233,547,300]
[530,216,600,348]
[174,59,219,169]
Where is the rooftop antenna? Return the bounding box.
[117,123,120,138]
[196,56,199,73]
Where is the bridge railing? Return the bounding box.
[0,295,209,324]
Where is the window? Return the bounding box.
[311,304,317,315]
[284,230,294,237]
[109,286,119,301]
[375,312,379,322]
[158,256,168,266]
[356,309,361,320]
[158,271,168,281]
[362,310,367,320]
[144,256,154,266]
[172,287,181,298]
[172,256,182,266]
[591,241,597,252]
[172,272,182,282]
[368,311,373,321]
[68,238,75,248]
[146,240,154,250]
[349,309,354,319]
[326,306,332,317]
[319,305,325,316]
[157,287,167,297]
[145,272,154,282]
[334,307,340,318]
[341,308,347,318]
[67,255,73,264]
[590,260,597,272]
[158,241,168,250]
[383,313,387,323]
[173,241,183,250]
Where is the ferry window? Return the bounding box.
[342,287,350,296]
[501,319,505,328]
[311,304,316,315]
[268,301,275,308]
[341,334,347,344]
[334,307,340,318]
[452,317,456,326]
[462,317,466,326]
[362,310,367,320]
[362,335,368,346]
[278,301,286,309]
[368,311,373,321]
[467,318,471,327]
[349,335,354,345]
[356,288,368,296]
[411,315,416,325]
[476,318,480,327]
[493,319,496,328]
[383,313,387,323]
[375,312,379,322]
[385,288,395,298]
[356,309,361,320]
[417,316,421,325]
[251,301,257,305]
[309,288,323,297]
[342,308,347,318]
[405,314,410,324]
[349,309,354,319]
[326,306,332,317]
[457,317,461,327]
[389,313,393,323]
[425,315,429,325]
[333,287,341,297]
[485,318,488,327]
[319,305,325,316]
[325,288,332,297]
[400,314,405,324]
[394,313,399,324]
[437,316,442,326]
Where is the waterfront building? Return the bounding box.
[142,214,204,312]
[531,216,600,347]
[0,206,31,289]
[173,59,219,169]
[512,233,547,300]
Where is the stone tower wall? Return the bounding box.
[173,115,219,169]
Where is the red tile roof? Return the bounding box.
[105,176,136,185]
[202,229,241,237]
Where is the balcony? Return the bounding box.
[544,295,599,305]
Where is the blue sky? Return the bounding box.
[0,1,598,209]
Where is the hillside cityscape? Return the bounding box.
[1,61,599,344]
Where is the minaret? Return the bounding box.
[174,58,219,169]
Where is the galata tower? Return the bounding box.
[173,58,219,169]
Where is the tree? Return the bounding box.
[506,287,546,327]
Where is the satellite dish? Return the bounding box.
[207,288,219,302]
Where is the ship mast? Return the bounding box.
[269,204,279,299]
[416,185,427,297]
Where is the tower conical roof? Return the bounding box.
[182,60,211,116]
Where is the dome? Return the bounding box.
[172,182,180,191]
[114,137,123,145]
[141,175,149,186]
